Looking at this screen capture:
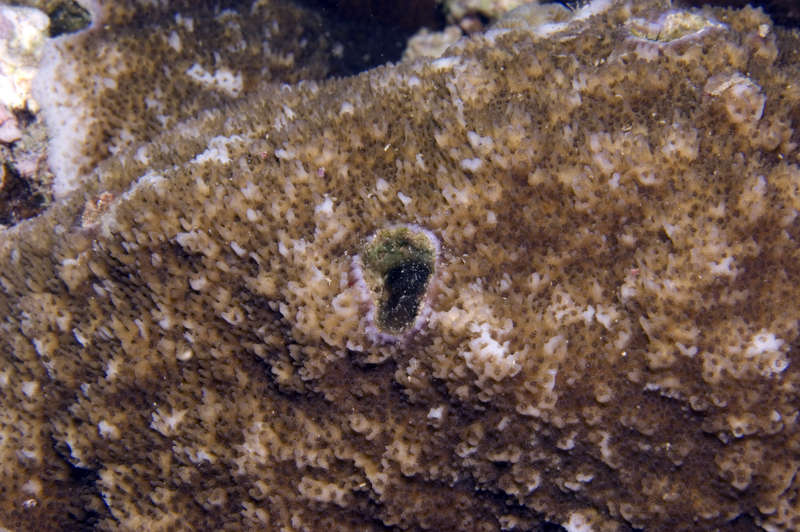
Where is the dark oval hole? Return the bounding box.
[379,260,433,334]
[357,224,439,340]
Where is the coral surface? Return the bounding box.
[1,0,800,530]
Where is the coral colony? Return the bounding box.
[1,0,800,530]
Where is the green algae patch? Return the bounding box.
[362,226,434,276]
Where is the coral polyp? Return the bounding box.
[352,224,440,343]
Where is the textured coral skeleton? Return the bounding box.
[1,0,800,530]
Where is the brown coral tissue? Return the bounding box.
[1,0,800,530]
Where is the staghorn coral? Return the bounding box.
[1,0,800,529]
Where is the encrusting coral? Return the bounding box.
[1,0,800,529]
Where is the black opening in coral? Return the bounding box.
[359,225,438,339]
[378,260,432,334]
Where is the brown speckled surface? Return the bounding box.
[1,0,800,529]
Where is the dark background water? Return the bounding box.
[311,0,800,31]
